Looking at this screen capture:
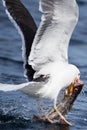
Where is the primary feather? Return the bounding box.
[2,0,37,81]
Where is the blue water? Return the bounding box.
[0,0,87,129]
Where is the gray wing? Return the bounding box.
[2,0,37,81]
[29,0,79,71]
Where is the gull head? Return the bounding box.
[66,64,84,95]
[69,64,80,80]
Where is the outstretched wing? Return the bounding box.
[2,0,37,81]
[29,0,79,71]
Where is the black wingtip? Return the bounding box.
[2,0,37,81]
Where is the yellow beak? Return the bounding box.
[69,84,74,96]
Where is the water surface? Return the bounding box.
[0,0,87,130]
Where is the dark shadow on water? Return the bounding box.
[0,114,70,130]
[0,115,31,130]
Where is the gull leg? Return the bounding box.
[38,100,55,123]
[45,115,55,123]
[54,106,72,125]
[44,108,55,123]
[54,100,72,126]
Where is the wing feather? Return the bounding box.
[2,0,37,81]
[29,0,79,71]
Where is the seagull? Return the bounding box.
[1,0,83,125]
